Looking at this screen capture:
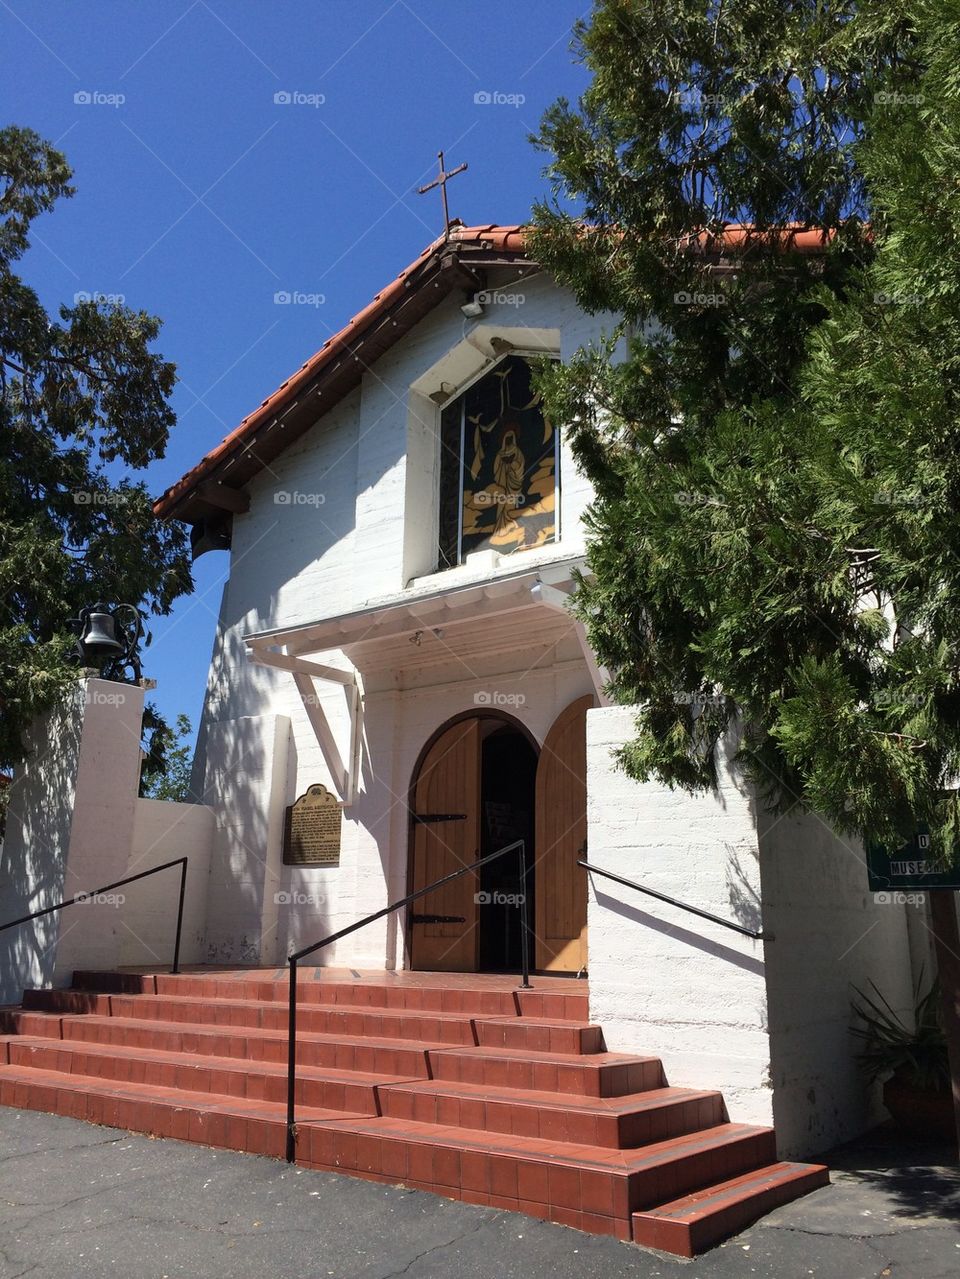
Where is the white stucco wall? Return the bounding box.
[585,703,926,1158]
[0,682,85,1003]
[118,799,215,969]
[0,679,144,999]
[584,705,773,1128]
[758,810,917,1156]
[199,713,291,965]
[0,678,218,1001]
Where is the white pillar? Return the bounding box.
[0,677,145,1002]
[200,713,291,965]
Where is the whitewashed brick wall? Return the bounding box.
[586,704,924,1158]
[0,678,216,1001]
[584,705,773,1128]
[758,810,916,1155]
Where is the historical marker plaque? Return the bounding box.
[283,784,341,867]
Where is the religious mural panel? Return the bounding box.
[437,355,557,568]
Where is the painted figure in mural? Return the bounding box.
[491,424,526,537]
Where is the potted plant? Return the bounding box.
[851,972,952,1138]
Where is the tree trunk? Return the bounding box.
[929,889,960,1158]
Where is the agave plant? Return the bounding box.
[850,972,949,1094]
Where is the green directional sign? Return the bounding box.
[866,826,960,892]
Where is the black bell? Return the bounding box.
[78,604,124,663]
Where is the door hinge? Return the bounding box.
[411,812,467,824]
[410,913,467,925]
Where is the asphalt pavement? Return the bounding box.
[0,1108,957,1279]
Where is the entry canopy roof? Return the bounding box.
[242,560,608,807]
[243,559,594,679]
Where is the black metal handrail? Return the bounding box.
[0,857,189,973]
[285,838,530,1162]
[579,859,771,942]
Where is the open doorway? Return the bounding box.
[477,724,537,973]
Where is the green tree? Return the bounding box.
[0,126,191,767]
[530,0,960,858]
[140,711,194,802]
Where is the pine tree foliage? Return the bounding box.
[531,0,960,855]
[140,711,194,802]
[0,127,192,768]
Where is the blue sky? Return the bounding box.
[1,0,589,742]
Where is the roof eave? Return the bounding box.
[154,225,532,523]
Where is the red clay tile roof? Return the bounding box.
[153,222,830,523]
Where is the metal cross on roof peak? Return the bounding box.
[417,150,468,239]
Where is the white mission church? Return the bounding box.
[163,223,601,980]
[151,222,928,1153]
[0,223,936,1211]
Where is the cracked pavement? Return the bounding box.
[0,1109,957,1278]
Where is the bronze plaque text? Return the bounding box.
[283,784,341,867]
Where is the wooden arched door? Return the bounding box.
[534,695,592,972]
[408,718,481,971]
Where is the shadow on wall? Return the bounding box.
[592,888,766,978]
[0,692,84,1004]
[758,807,916,1158]
[726,842,764,935]
[200,711,309,967]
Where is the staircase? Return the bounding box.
[0,968,828,1256]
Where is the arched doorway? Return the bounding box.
[407,697,592,974]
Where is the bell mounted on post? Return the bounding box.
[70,601,144,684]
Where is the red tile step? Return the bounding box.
[514,988,590,1021]
[55,1014,440,1076]
[378,1079,725,1147]
[24,988,487,1047]
[73,970,575,1019]
[70,971,157,995]
[475,1017,603,1054]
[20,990,114,1016]
[428,1045,664,1097]
[631,1161,830,1256]
[70,974,518,1017]
[27,988,604,1054]
[0,1036,421,1113]
[295,1115,778,1237]
[1,970,829,1254]
[0,1060,353,1157]
[0,1008,66,1038]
